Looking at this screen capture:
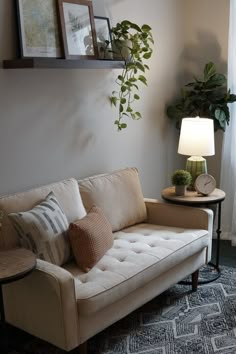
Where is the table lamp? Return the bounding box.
[177,116,215,189]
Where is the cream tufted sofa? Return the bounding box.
[0,168,213,352]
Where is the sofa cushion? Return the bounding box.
[63,223,209,315]
[69,206,113,272]
[0,178,86,250]
[9,192,70,266]
[78,167,147,232]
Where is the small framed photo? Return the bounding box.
[58,0,98,59]
[94,16,113,60]
[16,0,62,58]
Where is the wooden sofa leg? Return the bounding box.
[78,341,87,354]
[192,269,199,292]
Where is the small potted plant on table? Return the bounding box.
[171,170,192,196]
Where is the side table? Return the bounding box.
[0,248,36,350]
[161,187,225,284]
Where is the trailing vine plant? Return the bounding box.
[110,20,154,131]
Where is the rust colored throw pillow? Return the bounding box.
[69,206,113,272]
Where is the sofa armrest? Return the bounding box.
[3,259,79,351]
[145,198,213,230]
[145,198,213,262]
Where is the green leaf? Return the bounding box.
[148,37,154,45]
[142,24,152,32]
[138,76,147,86]
[119,104,124,113]
[143,52,152,59]
[126,62,136,71]
[121,86,127,93]
[204,62,216,81]
[120,20,132,27]
[135,112,142,119]
[125,80,132,87]
[134,94,140,100]
[144,64,150,70]
[127,106,133,112]
[166,105,185,121]
[228,94,236,103]
[110,96,117,106]
[215,108,226,122]
[136,62,145,72]
[224,105,230,123]
[120,98,126,104]
[120,123,127,129]
[206,74,226,88]
[117,75,124,82]
[130,23,142,32]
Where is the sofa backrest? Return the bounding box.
[0,178,86,250]
[78,167,147,232]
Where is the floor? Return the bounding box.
[212,239,236,267]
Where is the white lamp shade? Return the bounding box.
[178,117,215,156]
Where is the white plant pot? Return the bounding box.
[175,185,187,196]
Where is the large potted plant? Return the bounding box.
[167,62,236,131]
[110,20,154,131]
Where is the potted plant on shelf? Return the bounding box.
[110,20,154,131]
[167,62,236,131]
[171,170,192,196]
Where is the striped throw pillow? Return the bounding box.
[9,192,70,266]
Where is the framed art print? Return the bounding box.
[16,0,62,58]
[94,16,113,59]
[58,0,98,59]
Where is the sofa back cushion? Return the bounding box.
[0,178,86,251]
[78,167,147,232]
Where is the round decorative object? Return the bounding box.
[195,174,216,195]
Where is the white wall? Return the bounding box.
[0,0,186,197]
[0,0,230,198]
[181,0,230,185]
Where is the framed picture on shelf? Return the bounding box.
[94,16,113,59]
[16,0,62,58]
[58,0,98,59]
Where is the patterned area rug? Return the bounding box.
[3,265,236,354]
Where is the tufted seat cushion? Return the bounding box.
[63,223,209,315]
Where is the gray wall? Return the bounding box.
[0,0,229,198]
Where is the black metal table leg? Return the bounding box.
[216,201,222,268]
[0,284,5,322]
[181,201,222,285]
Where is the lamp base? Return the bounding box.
[186,156,207,190]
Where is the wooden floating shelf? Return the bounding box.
[3,58,124,69]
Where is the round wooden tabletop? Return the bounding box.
[0,248,36,284]
[161,187,225,205]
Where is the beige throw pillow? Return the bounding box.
[69,206,113,272]
[9,192,70,266]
